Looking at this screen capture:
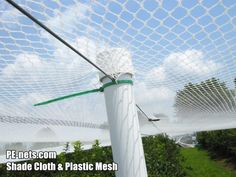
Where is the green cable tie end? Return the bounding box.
[33,80,133,106]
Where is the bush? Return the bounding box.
[0,134,186,177]
[197,128,236,158]
[143,134,186,177]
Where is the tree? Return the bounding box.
[197,128,236,159]
[174,78,236,118]
[63,142,70,153]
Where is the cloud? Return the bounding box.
[40,1,93,42]
[0,1,106,86]
[145,49,221,84]
[135,82,174,104]
[45,2,90,34]
[0,32,109,126]
[163,49,221,76]
[0,88,106,122]
[146,66,166,82]
[0,6,21,29]
[2,53,46,79]
[0,0,109,126]
[134,82,175,117]
[140,49,221,119]
[0,35,106,124]
[1,36,102,85]
[54,36,99,65]
[19,92,51,107]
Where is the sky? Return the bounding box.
[0,0,236,141]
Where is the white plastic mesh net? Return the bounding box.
[0,0,236,143]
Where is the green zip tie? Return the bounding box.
[33,79,133,106]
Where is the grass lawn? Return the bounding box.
[181,148,236,177]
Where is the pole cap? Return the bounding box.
[96,48,134,81]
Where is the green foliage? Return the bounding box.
[143,134,186,177]
[0,134,186,177]
[197,129,236,159]
[63,142,70,153]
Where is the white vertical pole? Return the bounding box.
[97,48,148,177]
